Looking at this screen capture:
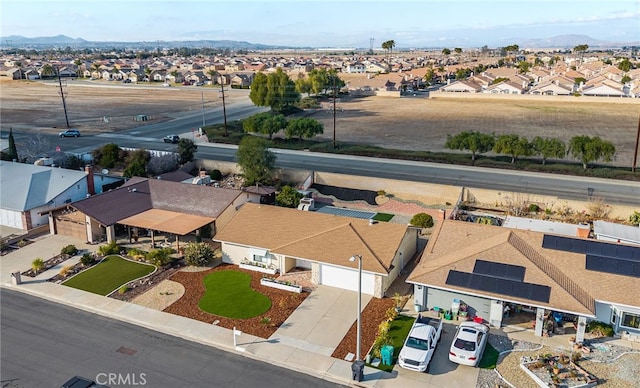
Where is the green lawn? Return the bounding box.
[63,255,155,296]
[369,315,415,372]
[198,270,271,319]
[372,213,394,222]
[478,343,500,369]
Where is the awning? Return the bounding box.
[119,209,214,236]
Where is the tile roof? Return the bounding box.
[214,203,409,275]
[408,220,640,315]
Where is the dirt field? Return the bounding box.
[1,79,638,166]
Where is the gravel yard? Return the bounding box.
[477,334,640,388]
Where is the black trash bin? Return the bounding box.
[351,360,365,382]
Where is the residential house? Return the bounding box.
[438,79,483,93]
[214,203,418,297]
[529,80,573,95]
[0,161,89,231]
[48,177,246,244]
[582,80,626,97]
[407,220,640,338]
[484,80,527,94]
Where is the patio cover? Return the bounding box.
[119,209,214,236]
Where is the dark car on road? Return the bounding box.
[59,129,81,137]
[60,376,97,388]
[163,135,180,143]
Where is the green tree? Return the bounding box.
[454,47,462,54]
[517,61,531,74]
[621,75,631,84]
[493,134,533,163]
[532,137,566,165]
[276,185,304,208]
[249,68,300,112]
[617,58,632,72]
[629,211,640,226]
[573,44,589,64]
[442,48,451,55]
[93,143,123,169]
[262,114,287,139]
[207,69,218,85]
[184,242,215,266]
[574,77,586,86]
[7,127,18,161]
[294,73,312,96]
[236,136,276,186]
[32,257,45,272]
[444,131,495,163]
[41,64,55,78]
[284,117,324,140]
[243,112,271,134]
[123,149,150,178]
[177,138,197,164]
[381,40,396,64]
[568,136,616,170]
[410,213,434,228]
[423,68,435,85]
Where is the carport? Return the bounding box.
[119,208,214,249]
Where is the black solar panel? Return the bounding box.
[445,270,551,303]
[544,234,640,263]
[473,260,526,282]
[586,255,640,278]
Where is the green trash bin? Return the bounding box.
[381,345,394,366]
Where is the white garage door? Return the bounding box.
[320,264,376,295]
[0,209,23,229]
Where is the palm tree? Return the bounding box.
[207,69,218,85]
[91,62,100,79]
[381,40,395,69]
[144,67,152,82]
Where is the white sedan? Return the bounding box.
[448,321,490,366]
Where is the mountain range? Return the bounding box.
[0,34,637,50]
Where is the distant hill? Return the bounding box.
[0,35,289,50]
[506,34,637,49]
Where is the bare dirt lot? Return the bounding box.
[1,79,638,166]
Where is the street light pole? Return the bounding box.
[350,254,362,361]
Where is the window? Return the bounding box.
[621,312,640,329]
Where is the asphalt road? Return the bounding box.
[0,288,344,388]
[194,144,640,207]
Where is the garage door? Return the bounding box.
[0,209,23,229]
[320,264,376,295]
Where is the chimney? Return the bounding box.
[438,209,446,220]
[199,170,207,178]
[85,165,95,195]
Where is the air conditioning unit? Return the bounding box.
[297,197,315,211]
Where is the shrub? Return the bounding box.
[209,169,223,180]
[586,320,614,337]
[118,285,130,294]
[80,253,95,266]
[385,307,398,322]
[145,248,174,266]
[410,213,434,228]
[260,317,272,326]
[629,211,640,226]
[377,190,387,197]
[98,241,120,256]
[61,244,78,256]
[17,239,28,248]
[126,248,146,261]
[59,265,74,277]
[32,257,45,272]
[528,204,540,213]
[184,242,214,267]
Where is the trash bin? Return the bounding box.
[11,271,21,285]
[381,345,394,366]
[351,360,365,382]
[414,304,422,312]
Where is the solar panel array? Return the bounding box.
[542,234,640,278]
[445,270,551,303]
[473,260,526,282]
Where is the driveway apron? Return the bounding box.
[268,285,372,357]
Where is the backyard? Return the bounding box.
[62,255,156,296]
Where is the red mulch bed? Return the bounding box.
[331,297,395,361]
[163,264,309,339]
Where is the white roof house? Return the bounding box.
[502,216,590,238]
[593,220,640,246]
[0,161,88,231]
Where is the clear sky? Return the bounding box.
[1,0,639,47]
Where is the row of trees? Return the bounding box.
[445,132,616,169]
[242,112,324,140]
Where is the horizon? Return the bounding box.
[1,0,639,48]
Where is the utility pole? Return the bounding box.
[332,76,337,148]
[219,80,228,137]
[633,114,640,173]
[56,66,70,128]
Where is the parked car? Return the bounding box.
[398,314,443,372]
[194,81,204,86]
[162,83,171,87]
[163,135,180,144]
[59,129,81,137]
[448,321,490,366]
[60,376,96,388]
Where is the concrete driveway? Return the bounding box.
[391,322,480,387]
[268,285,372,357]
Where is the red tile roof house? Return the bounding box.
[407,220,640,341]
[213,203,419,297]
[48,177,248,246]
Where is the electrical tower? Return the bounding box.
[369,37,375,55]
